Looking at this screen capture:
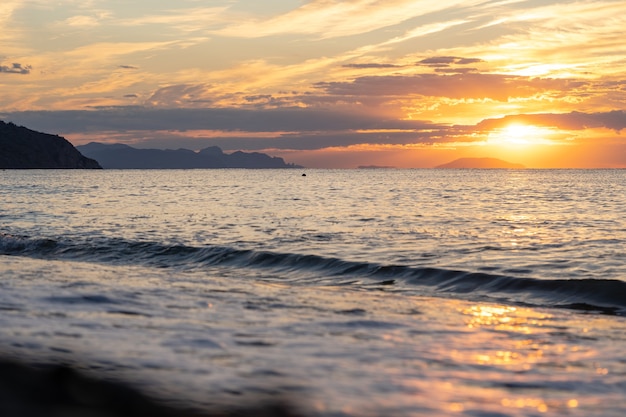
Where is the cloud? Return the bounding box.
[65,41,178,62]
[374,19,470,49]
[3,106,436,133]
[74,129,449,152]
[413,56,483,74]
[215,0,480,39]
[434,67,478,74]
[116,6,228,34]
[417,56,483,67]
[343,63,403,69]
[464,1,626,77]
[64,15,103,27]
[0,1,20,42]
[476,111,626,133]
[0,62,31,74]
[314,73,583,101]
[1,105,454,153]
[146,85,214,107]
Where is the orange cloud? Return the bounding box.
[476,111,626,132]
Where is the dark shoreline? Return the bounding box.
[0,357,304,417]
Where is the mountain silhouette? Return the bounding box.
[77,142,302,169]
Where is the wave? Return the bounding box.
[2,233,625,315]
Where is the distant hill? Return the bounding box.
[436,157,525,169]
[0,121,101,169]
[77,142,302,169]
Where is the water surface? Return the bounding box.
[1,169,625,416]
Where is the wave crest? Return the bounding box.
[2,233,625,315]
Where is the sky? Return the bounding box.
[1,0,626,168]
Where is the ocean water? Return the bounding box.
[1,168,625,416]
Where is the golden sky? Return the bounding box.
[1,0,625,167]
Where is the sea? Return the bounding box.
[1,168,625,416]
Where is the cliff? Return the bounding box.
[0,121,101,169]
[77,142,302,169]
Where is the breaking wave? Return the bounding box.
[2,233,625,315]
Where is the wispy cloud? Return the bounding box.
[467,1,626,76]
[115,6,228,33]
[62,13,109,27]
[214,0,481,39]
[0,1,20,25]
[0,0,23,46]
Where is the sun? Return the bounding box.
[487,124,553,147]
[481,123,562,165]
